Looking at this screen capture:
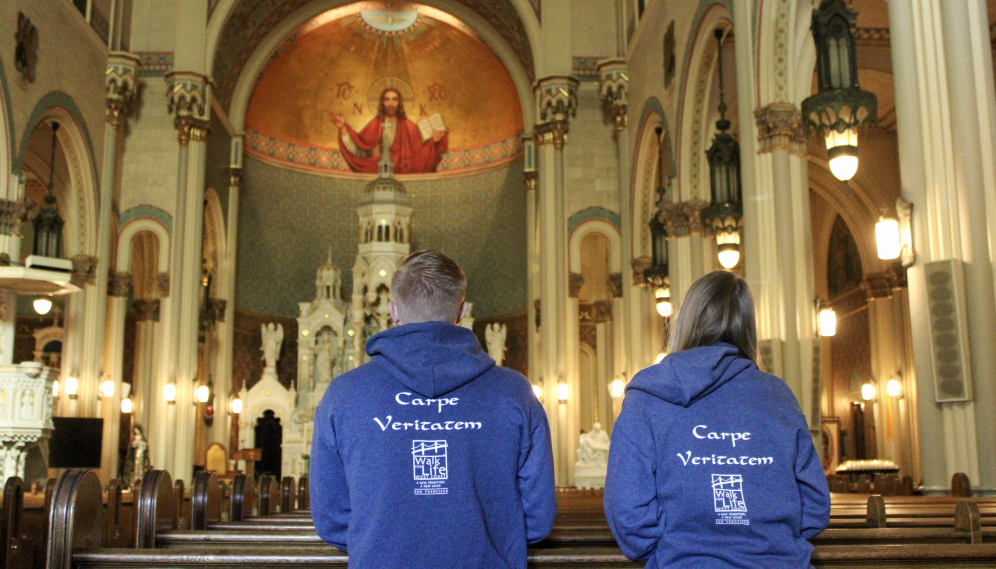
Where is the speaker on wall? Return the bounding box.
[923,259,973,403]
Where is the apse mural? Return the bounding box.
[245,2,524,176]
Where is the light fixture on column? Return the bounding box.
[557,380,569,403]
[887,378,901,398]
[33,296,53,315]
[654,352,667,364]
[52,379,59,397]
[702,29,743,270]
[876,217,901,260]
[164,381,176,404]
[802,0,878,182]
[101,378,114,398]
[64,375,78,399]
[33,121,65,258]
[818,302,836,337]
[654,286,672,317]
[644,213,671,317]
[196,383,210,404]
[121,397,133,414]
[610,378,625,398]
[230,395,242,414]
[861,382,876,401]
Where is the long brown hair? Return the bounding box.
[378,88,407,120]
[667,270,757,363]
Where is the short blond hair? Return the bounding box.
[391,250,466,323]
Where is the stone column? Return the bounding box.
[598,59,634,388]
[888,0,996,491]
[156,71,210,479]
[0,192,27,366]
[524,138,539,382]
[535,76,578,486]
[100,271,131,482]
[131,299,160,430]
[216,141,242,453]
[750,103,819,434]
[75,53,140,422]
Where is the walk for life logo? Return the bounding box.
[712,474,749,525]
[412,440,449,495]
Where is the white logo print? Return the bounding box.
[412,440,449,495]
[712,474,749,525]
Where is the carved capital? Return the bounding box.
[105,52,141,127]
[71,255,98,286]
[863,269,905,300]
[579,300,613,324]
[0,198,32,236]
[568,272,584,298]
[523,170,537,191]
[754,102,807,156]
[131,299,161,322]
[166,71,211,144]
[157,272,170,297]
[608,273,623,298]
[230,167,243,188]
[631,257,652,286]
[207,298,227,323]
[535,76,578,149]
[108,271,132,297]
[598,59,628,131]
[535,120,570,150]
[661,198,710,237]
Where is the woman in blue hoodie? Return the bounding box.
[604,270,830,569]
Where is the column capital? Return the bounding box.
[568,272,584,298]
[229,167,243,188]
[105,51,141,128]
[108,271,133,297]
[0,198,31,237]
[523,170,537,191]
[754,102,807,156]
[661,198,710,237]
[597,58,628,131]
[71,255,98,286]
[131,299,161,322]
[534,76,579,149]
[166,71,212,145]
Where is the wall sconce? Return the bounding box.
[64,375,78,399]
[101,378,115,399]
[876,217,901,260]
[557,380,569,403]
[196,384,210,404]
[532,384,543,401]
[816,299,836,337]
[121,397,133,414]
[229,396,243,414]
[861,382,876,401]
[887,377,902,398]
[52,379,60,397]
[655,352,667,364]
[164,381,176,404]
[610,378,625,398]
[34,296,53,315]
[877,198,915,267]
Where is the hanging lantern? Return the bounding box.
[643,214,671,317]
[702,29,743,270]
[801,0,877,182]
[33,122,64,258]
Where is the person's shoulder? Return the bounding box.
[320,362,385,402]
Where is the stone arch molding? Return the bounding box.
[0,58,14,197]
[116,217,170,273]
[676,5,732,204]
[631,105,670,261]
[569,219,622,275]
[17,101,98,258]
[216,0,537,136]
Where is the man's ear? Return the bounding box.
[389,301,401,325]
[456,301,470,324]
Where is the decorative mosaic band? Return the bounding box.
[244,129,523,174]
[136,52,174,77]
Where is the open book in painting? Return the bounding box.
[417,113,447,142]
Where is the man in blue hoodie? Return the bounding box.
[311,250,557,568]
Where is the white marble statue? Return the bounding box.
[122,424,151,490]
[261,323,284,370]
[576,422,610,467]
[484,323,507,366]
[314,332,336,384]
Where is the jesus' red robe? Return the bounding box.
[339,116,448,174]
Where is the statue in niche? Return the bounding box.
[314,331,336,385]
[20,389,35,419]
[122,424,152,490]
[484,323,507,366]
[576,423,610,467]
[331,87,448,174]
[260,323,285,370]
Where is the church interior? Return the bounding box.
[5,0,996,565]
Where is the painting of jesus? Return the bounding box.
[330,88,449,174]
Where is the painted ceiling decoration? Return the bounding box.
[211,0,534,111]
[244,2,524,177]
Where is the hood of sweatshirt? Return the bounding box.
[365,320,495,398]
[626,342,754,407]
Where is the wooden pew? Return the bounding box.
[256,476,279,517]
[229,474,256,522]
[191,472,222,531]
[298,477,309,510]
[2,477,32,569]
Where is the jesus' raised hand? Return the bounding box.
[328,110,345,129]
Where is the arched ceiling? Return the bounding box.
[211,0,534,110]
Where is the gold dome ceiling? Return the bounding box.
[245,2,524,176]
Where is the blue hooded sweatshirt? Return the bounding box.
[310,321,557,568]
[604,343,830,569]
